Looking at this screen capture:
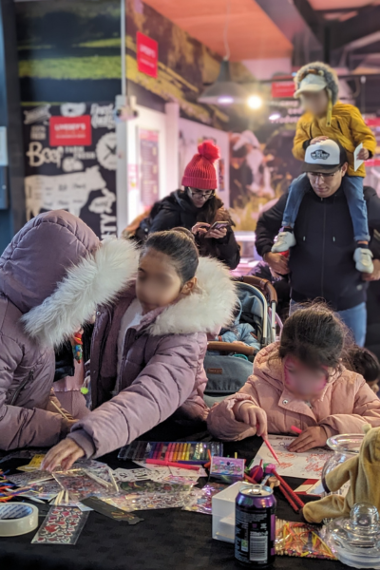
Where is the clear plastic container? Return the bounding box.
[322,434,364,484]
[328,503,380,568]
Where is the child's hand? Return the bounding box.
[234,402,268,437]
[41,439,85,472]
[288,426,327,453]
[358,148,370,161]
[310,136,329,145]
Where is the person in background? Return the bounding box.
[41,229,237,471]
[347,346,380,395]
[140,140,240,270]
[272,62,377,274]
[0,210,138,450]
[207,305,380,451]
[256,139,380,347]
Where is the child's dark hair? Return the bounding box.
[143,228,199,284]
[278,303,351,371]
[346,347,380,383]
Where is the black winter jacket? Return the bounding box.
[149,190,240,270]
[255,184,380,311]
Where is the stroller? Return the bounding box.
[203,275,279,407]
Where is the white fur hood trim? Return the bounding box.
[149,256,238,336]
[22,238,139,347]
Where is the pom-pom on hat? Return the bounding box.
[182,140,220,190]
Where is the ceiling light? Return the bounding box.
[269,112,281,121]
[247,95,263,110]
[198,60,248,105]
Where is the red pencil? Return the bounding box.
[278,484,299,513]
[291,426,303,435]
[263,438,280,464]
[273,470,305,509]
[146,458,199,471]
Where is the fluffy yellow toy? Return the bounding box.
[304,425,380,524]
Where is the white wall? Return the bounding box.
[116,102,230,233]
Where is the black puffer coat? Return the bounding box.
[147,190,240,270]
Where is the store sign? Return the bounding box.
[50,115,92,146]
[365,118,380,127]
[137,32,158,78]
[271,82,295,99]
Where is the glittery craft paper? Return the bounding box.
[182,483,227,515]
[31,506,89,545]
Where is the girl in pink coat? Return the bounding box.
[42,229,237,471]
[208,305,380,452]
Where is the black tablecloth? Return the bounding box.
[0,426,345,570]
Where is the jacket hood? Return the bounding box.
[0,211,99,314]
[149,256,238,336]
[18,214,139,347]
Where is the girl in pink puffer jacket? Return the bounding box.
[42,229,237,471]
[208,305,380,452]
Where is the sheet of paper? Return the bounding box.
[354,142,364,172]
[169,466,206,478]
[254,435,333,479]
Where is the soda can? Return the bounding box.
[235,484,276,567]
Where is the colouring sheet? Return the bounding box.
[254,435,333,479]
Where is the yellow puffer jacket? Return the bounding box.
[293,102,377,177]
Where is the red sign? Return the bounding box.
[271,82,295,99]
[137,32,158,78]
[365,118,380,127]
[366,158,380,167]
[50,116,92,146]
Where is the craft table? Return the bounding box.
[0,429,345,570]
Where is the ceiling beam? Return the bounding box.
[292,0,325,44]
[330,5,380,50]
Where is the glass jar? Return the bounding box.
[321,433,364,492]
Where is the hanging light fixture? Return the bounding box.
[198,1,247,106]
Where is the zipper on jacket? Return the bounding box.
[321,199,326,298]
[10,371,33,406]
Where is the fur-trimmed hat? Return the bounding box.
[294,62,339,126]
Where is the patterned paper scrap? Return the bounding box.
[254,435,333,479]
[31,506,89,545]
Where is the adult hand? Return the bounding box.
[41,439,85,472]
[310,136,329,145]
[358,148,370,161]
[362,259,380,281]
[264,252,290,275]
[191,222,210,237]
[288,426,327,453]
[234,402,268,437]
[205,227,228,240]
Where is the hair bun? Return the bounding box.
[172,227,196,242]
[197,140,220,164]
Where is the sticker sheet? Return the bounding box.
[102,492,191,512]
[119,480,194,496]
[52,469,114,506]
[113,467,169,483]
[182,483,227,515]
[31,506,89,545]
[7,471,53,488]
[254,435,333,479]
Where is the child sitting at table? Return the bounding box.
[347,346,380,395]
[42,229,237,471]
[207,304,380,452]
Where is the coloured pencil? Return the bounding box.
[263,438,280,464]
[291,426,303,435]
[273,470,305,509]
[278,484,299,513]
[145,458,199,471]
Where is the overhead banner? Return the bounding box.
[23,102,117,239]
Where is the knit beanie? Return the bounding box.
[182,140,220,190]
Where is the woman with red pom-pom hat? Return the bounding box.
[147,140,240,270]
